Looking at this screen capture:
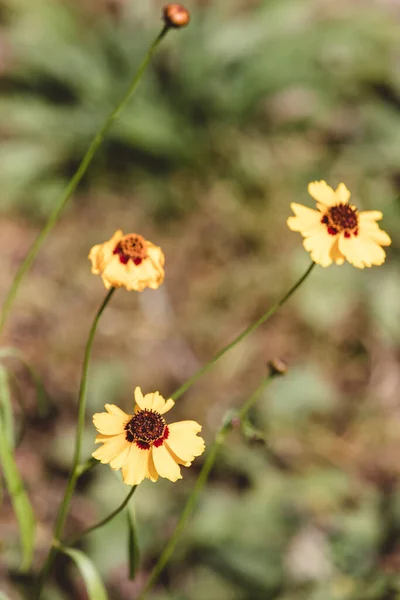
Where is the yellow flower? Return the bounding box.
[92,387,205,486]
[287,181,391,268]
[89,230,165,291]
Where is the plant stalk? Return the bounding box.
[0,24,170,336]
[35,287,115,598]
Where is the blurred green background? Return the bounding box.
[1,0,400,598]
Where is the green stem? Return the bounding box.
[138,374,278,599]
[171,261,315,401]
[68,485,136,546]
[35,287,116,599]
[0,24,170,337]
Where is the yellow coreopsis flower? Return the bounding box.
[89,230,165,291]
[287,181,391,268]
[92,387,205,486]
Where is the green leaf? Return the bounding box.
[0,367,35,571]
[0,592,12,600]
[127,506,140,580]
[0,347,48,417]
[60,547,108,600]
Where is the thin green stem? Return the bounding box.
[138,375,277,599]
[75,456,98,478]
[171,261,315,401]
[35,287,115,599]
[68,485,136,546]
[0,24,170,337]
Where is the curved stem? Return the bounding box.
[138,374,279,599]
[68,485,136,546]
[171,261,315,401]
[0,24,170,336]
[35,287,116,599]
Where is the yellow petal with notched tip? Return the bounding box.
[152,444,182,482]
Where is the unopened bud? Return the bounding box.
[267,358,288,377]
[163,4,190,28]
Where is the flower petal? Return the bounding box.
[105,404,129,418]
[158,397,175,415]
[367,229,392,246]
[147,450,159,482]
[287,204,324,236]
[358,216,391,246]
[121,444,150,486]
[335,183,351,204]
[165,421,205,465]
[92,433,128,464]
[93,406,129,435]
[329,238,345,265]
[308,181,337,206]
[152,443,182,482]
[134,387,146,410]
[358,211,383,222]
[338,232,387,268]
[133,389,175,414]
[101,257,138,290]
[303,230,336,267]
[89,230,123,275]
[110,445,131,470]
[143,392,166,412]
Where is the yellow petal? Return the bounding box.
[121,444,150,486]
[93,408,128,435]
[143,392,164,412]
[101,257,138,290]
[335,183,351,204]
[134,387,146,410]
[308,181,337,207]
[152,443,182,482]
[88,244,102,275]
[89,230,123,274]
[105,404,129,419]
[92,433,128,464]
[110,445,131,470]
[146,243,165,287]
[329,238,345,265]
[358,217,391,246]
[100,252,164,292]
[147,243,165,267]
[133,386,145,410]
[158,398,175,415]
[303,230,336,267]
[338,233,386,268]
[147,450,159,482]
[287,204,324,235]
[358,211,383,222]
[367,229,391,246]
[165,421,205,464]
[134,389,175,414]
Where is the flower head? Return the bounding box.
[287,181,391,268]
[89,230,165,291]
[92,387,205,486]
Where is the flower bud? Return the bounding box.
[267,358,288,377]
[163,3,190,28]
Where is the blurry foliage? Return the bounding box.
[1,1,400,600]
[1,0,400,226]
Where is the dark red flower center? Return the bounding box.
[124,410,169,449]
[321,203,359,238]
[113,234,147,265]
